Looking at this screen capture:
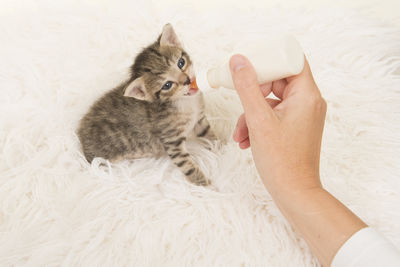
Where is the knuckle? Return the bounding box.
[308,94,319,104]
[309,95,327,114]
[315,96,326,109]
[307,93,325,107]
[320,97,327,113]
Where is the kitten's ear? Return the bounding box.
[123,77,151,101]
[159,23,182,48]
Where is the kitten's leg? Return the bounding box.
[194,115,217,140]
[163,137,210,186]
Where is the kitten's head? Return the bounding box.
[123,24,197,102]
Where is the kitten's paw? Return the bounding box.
[188,169,211,186]
[197,178,212,187]
[200,138,222,151]
[206,131,218,142]
[208,140,224,151]
[203,142,213,151]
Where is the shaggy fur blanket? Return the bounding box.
[0,1,399,266]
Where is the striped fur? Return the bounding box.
[77,24,216,186]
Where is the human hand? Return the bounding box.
[230,54,327,195]
[229,56,370,266]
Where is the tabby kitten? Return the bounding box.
[77,24,216,186]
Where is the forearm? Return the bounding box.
[269,184,367,266]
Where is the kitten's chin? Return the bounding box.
[186,87,199,96]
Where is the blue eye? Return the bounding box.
[177,58,185,69]
[162,81,173,90]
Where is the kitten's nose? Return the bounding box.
[184,77,190,86]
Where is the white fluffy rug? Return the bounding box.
[1,1,399,266]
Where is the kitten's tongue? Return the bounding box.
[189,78,199,95]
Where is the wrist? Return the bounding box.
[264,183,367,266]
[260,171,323,200]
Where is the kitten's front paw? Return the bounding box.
[206,130,218,142]
[202,141,213,151]
[203,140,223,151]
[188,169,211,186]
[199,135,221,151]
[197,178,212,187]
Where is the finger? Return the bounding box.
[286,56,313,84]
[233,113,248,143]
[234,97,281,142]
[284,57,322,100]
[239,137,250,149]
[271,79,288,100]
[229,54,276,124]
[260,82,272,97]
[266,98,281,109]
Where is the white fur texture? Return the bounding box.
[1,1,399,266]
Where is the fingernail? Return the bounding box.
[230,55,246,72]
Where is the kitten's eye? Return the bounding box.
[162,81,173,90]
[177,57,185,69]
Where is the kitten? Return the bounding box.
[77,24,216,186]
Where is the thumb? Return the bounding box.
[229,54,276,126]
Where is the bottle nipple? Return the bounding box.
[189,78,199,95]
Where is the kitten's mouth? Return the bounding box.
[185,78,199,96]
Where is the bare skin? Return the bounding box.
[229,54,367,266]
